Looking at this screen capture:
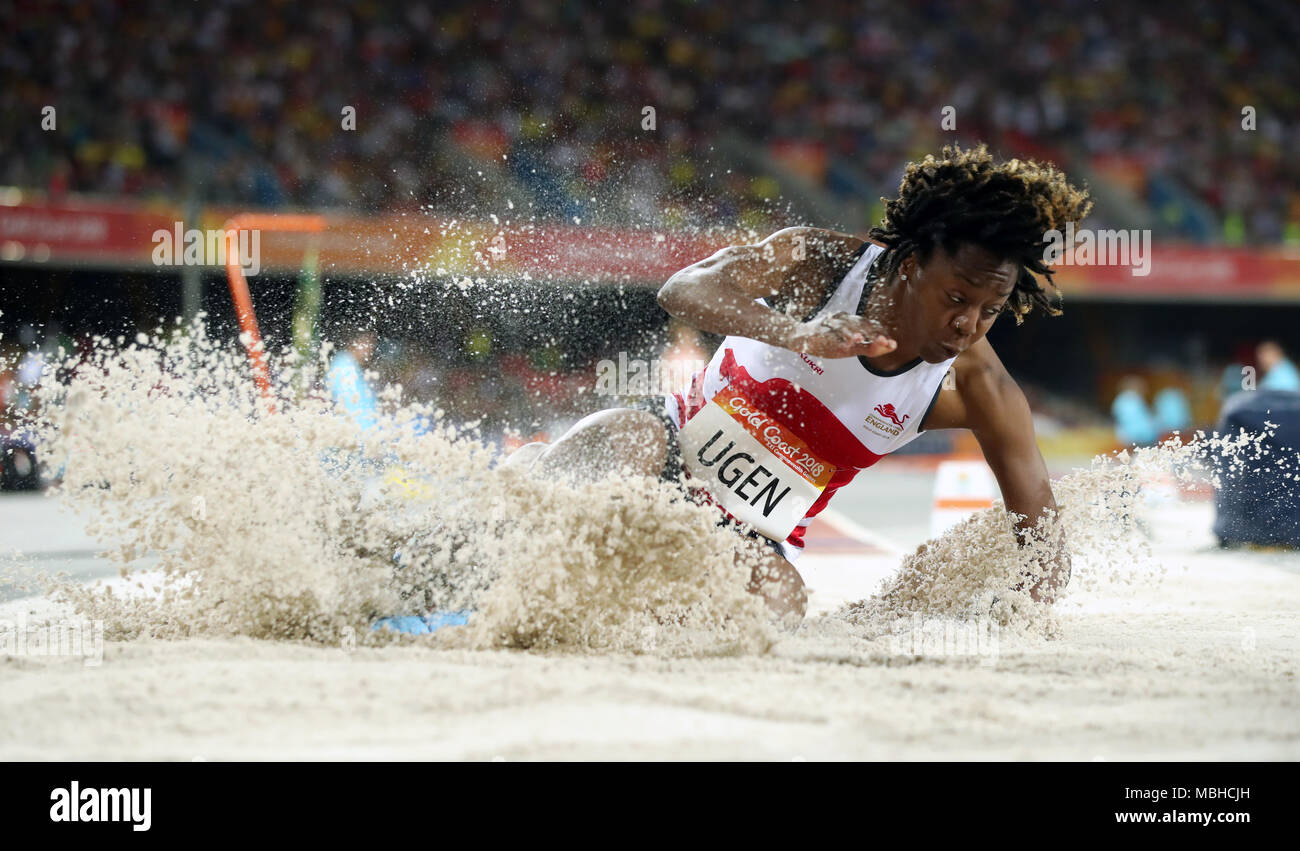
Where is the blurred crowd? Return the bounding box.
[1109,340,1300,449]
[2,0,1296,241]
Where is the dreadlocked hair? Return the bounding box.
[868,143,1092,323]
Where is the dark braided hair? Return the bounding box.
[868,143,1092,323]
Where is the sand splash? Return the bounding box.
[16,322,772,655]
[9,323,1280,656]
[843,428,1277,640]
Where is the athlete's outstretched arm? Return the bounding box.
[656,227,896,359]
[922,337,1070,602]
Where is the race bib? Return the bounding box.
[677,388,834,542]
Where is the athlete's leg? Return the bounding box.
[745,545,808,620]
[522,408,670,482]
[503,407,806,619]
[500,441,548,469]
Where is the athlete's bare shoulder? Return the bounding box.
[954,335,1001,370]
[952,336,1016,392]
[761,226,865,263]
[923,337,1016,432]
[756,227,867,317]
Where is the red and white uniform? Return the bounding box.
[665,243,955,561]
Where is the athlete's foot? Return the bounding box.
[498,441,548,472]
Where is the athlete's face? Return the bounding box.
[895,243,1018,363]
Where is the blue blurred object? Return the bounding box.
[328,350,378,431]
[1212,389,1300,548]
[1154,387,1192,435]
[1261,358,1300,392]
[372,616,431,634]
[371,611,472,635]
[1219,363,1246,401]
[1111,388,1158,446]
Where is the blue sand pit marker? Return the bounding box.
[371,611,472,635]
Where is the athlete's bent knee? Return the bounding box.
[747,549,808,621]
[537,408,669,481]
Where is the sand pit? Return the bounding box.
[2,329,1297,760]
[2,501,1296,761]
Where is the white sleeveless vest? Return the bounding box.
[665,242,956,560]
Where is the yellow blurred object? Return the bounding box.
[1035,426,1124,460]
[384,466,435,500]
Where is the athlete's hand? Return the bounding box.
[1013,549,1072,605]
[785,311,897,359]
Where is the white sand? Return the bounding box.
[3,503,1296,761]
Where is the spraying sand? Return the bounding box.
[1,327,1297,759]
